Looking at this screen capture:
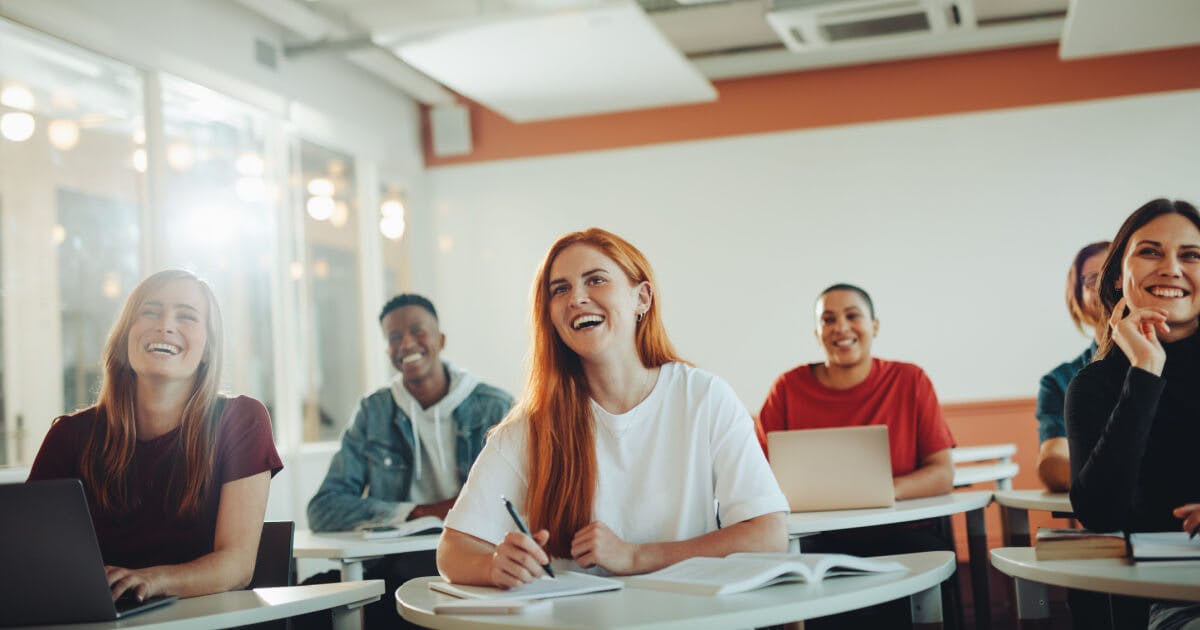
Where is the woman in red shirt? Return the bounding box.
[758,283,955,500]
[757,283,957,627]
[28,269,282,603]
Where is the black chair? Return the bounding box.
[246,521,296,630]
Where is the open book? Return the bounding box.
[627,553,907,596]
[429,571,622,601]
[1129,531,1200,561]
[359,515,443,540]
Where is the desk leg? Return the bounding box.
[1013,577,1051,630]
[332,600,374,630]
[1003,506,1031,548]
[966,507,991,630]
[340,561,364,582]
[910,584,944,629]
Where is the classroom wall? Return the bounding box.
[424,88,1200,411]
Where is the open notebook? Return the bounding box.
[359,515,443,540]
[627,553,907,596]
[429,571,622,600]
[1129,532,1200,561]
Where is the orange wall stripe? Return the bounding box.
[423,44,1200,167]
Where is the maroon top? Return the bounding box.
[28,396,283,569]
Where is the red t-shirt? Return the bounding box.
[757,358,955,476]
[27,395,283,568]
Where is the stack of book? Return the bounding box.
[1034,528,1126,560]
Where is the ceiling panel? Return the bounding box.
[393,2,717,122]
[1061,0,1200,59]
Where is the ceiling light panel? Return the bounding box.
[394,1,717,122]
[1060,0,1200,59]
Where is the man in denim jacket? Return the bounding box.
[303,294,512,628]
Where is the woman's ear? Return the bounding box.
[635,281,652,314]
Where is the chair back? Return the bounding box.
[249,521,295,589]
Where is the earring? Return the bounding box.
[636,311,644,323]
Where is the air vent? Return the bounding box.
[767,0,965,51]
[254,38,278,70]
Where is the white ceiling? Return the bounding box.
[233,0,1196,122]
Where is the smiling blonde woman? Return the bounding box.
[28,269,281,603]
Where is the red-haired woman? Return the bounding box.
[437,228,788,586]
[28,269,282,602]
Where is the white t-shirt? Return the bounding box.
[443,362,788,569]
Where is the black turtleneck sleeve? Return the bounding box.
[1065,336,1200,533]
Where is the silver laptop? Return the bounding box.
[0,479,177,626]
[767,425,895,512]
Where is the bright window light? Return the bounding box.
[0,112,36,142]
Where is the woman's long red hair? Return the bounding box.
[507,228,682,557]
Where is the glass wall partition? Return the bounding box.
[0,17,410,466]
[296,140,365,442]
[0,19,144,465]
[379,184,411,297]
[157,75,278,424]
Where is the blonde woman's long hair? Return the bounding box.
[80,269,224,519]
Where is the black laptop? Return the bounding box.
[0,479,177,626]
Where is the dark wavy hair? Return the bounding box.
[1066,241,1111,334]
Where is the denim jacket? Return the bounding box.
[307,366,513,532]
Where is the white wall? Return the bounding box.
[426,89,1200,411]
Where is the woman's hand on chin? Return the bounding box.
[106,565,166,602]
[1109,297,1168,375]
[570,521,639,575]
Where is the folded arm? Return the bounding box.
[1067,367,1162,532]
[573,512,788,576]
[307,404,408,531]
[1036,438,1072,492]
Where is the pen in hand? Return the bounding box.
[501,495,555,578]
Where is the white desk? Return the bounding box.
[0,466,30,483]
[397,551,956,629]
[991,547,1200,625]
[293,530,441,581]
[14,580,384,630]
[952,463,1020,490]
[951,444,1016,464]
[992,489,1073,547]
[787,490,994,629]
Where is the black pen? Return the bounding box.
[501,495,555,578]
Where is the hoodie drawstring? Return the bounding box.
[409,399,421,480]
[433,406,447,473]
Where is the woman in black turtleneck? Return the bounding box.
[1066,198,1200,630]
